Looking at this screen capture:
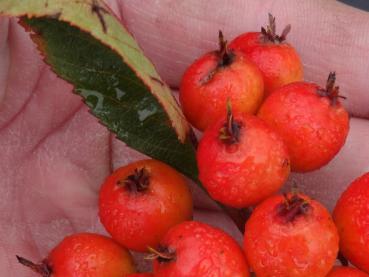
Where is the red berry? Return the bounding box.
[229,14,303,96]
[127,274,154,277]
[180,31,264,131]
[99,159,193,252]
[244,193,339,277]
[152,221,250,277]
[327,266,369,277]
[17,233,136,277]
[197,104,290,208]
[333,172,369,273]
[258,72,349,172]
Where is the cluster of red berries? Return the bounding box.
[18,14,369,277]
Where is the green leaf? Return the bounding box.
[0,0,198,180]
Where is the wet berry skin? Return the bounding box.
[244,193,339,277]
[99,159,193,252]
[180,33,264,131]
[197,113,290,208]
[333,172,369,274]
[46,233,136,276]
[17,233,136,277]
[327,266,369,277]
[153,221,250,277]
[258,79,349,172]
[229,16,303,96]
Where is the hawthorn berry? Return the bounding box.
[151,221,250,277]
[333,172,369,273]
[244,193,339,277]
[99,159,193,252]
[17,233,135,277]
[197,103,290,208]
[258,72,349,172]
[180,31,264,131]
[327,266,369,277]
[229,13,303,96]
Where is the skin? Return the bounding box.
[0,0,369,275]
[327,266,369,277]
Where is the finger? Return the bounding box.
[284,117,369,211]
[0,17,9,105]
[116,0,369,118]
[0,18,45,125]
[0,107,111,275]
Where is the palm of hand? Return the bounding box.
[1,1,369,276]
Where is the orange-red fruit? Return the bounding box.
[99,159,193,252]
[153,221,250,277]
[258,74,349,172]
[244,193,339,277]
[127,274,154,277]
[18,233,136,277]
[197,112,290,208]
[333,172,369,273]
[327,266,369,277]
[229,14,303,96]
[180,32,264,131]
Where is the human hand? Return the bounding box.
[1,0,368,275]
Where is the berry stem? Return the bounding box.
[16,255,51,277]
[118,168,150,192]
[146,246,176,263]
[219,100,241,144]
[261,13,291,43]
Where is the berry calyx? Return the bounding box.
[201,31,235,84]
[16,256,51,277]
[217,30,234,67]
[317,72,347,105]
[276,193,312,223]
[146,245,176,263]
[118,167,150,193]
[219,101,241,144]
[261,13,291,44]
